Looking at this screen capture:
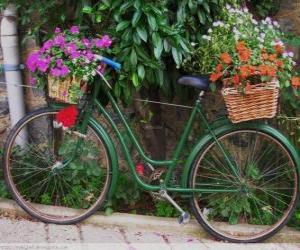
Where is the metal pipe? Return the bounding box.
[1,5,26,144]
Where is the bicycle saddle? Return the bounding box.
[178,75,210,91]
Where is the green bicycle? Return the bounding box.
[2,57,300,243]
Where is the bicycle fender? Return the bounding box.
[181,122,300,189]
[89,117,119,200]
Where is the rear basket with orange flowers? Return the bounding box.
[212,40,283,123]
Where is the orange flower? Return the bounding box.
[210,72,222,82]
[239,49,251,62]
[232,75,239,86]
[261,53,269,60]
[269,54,277,61]
[220,53,232,64]
[240,65,250,78]
[258,65,268,75]
[216,63,223,72]
[268,66,276,77]
[236,41,246,51]
[291,76,300,87]
[274,45,284,55]
[276,60,284,67]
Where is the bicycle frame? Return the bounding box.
[75,79,240,195]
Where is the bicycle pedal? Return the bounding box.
[178,212,190,225]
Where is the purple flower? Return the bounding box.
[26,52,40,72]
[37,59,49,73]
[50,68,62,77]
[65,42,77,54]
[82,38,91,48]
[85,50,94,61]
[42,40,53,50]
[70,26,79,34]
[60,65,69,77]
[56,59,63,67]
[29,77,37,86]
[95,35,112,48]
[55,27,61,34]
[97,63,106,74]
[70,51,81,59]
[54,35,65,47]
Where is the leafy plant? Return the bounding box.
[154,200,177,217]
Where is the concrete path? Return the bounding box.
[0,215,299,250]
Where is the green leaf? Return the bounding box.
[132,73,140,87]
[179,40,190,52]
[172,47,182,65]
[132,10,142,27]
[163,39,171,52]
[95,15,102,23]
[133,0,141,9]
[133,32,141,44]
[130,49,137,68]
[138,65,145,80]
[197,10,206,24]
[82,6,92,14]
[202,1,210,13]
[147,14,157,31]
[152,32,161,47]
[116,21,130,32]
[229,212,238,225]
[136,26,148,42]
[154,41,163,59]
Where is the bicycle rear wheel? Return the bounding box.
[189,129,299,243]
[3,108,112,224]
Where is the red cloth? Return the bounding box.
[55,105,79,128]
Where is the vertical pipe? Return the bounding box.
[1,5,26,144]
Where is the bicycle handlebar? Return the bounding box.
[94,55,121,71]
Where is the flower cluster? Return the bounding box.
[27,26,112,85]
[184,5,297,92]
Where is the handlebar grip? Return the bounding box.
[96,55,121,70]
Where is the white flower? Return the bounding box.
[259,44,264,49]
[292,61,297,66]
[85,59,91,63]
[242,34,247,38]
[226,4,231,10]
[191,42,196,47]
[84,66,89,70]
[176,65,180,69]
[92,70,97,76]
[213,22,218,27]
[268,24,273,29]
[273,21,280,27]
[252,19,258,25]
[202,35,211,41]
[288,51,294,58]
[234,34,240,41]
[283,52,288,58]
[262,20,267,25]
[260,33,266,38]
[225,24,230,28]
[243,7,249,13]
[258,37,264,43]
[208,28,212,33]
[271,41,276,46]
[255,27,259,32]
[219,21,224,27]
[83,75,89,81]
[265,17,272,24]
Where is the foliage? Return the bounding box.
[154,200,177,217]
[0,149,10,199]
[245,0,281,19]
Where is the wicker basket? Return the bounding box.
[48,76,86,104]
[222,82,279,123]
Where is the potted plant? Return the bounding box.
[26,26,112,104]
[183,5,297,123]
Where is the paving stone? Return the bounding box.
[47,224,80,243]
[0,217,46,243]
[81,225,124,243]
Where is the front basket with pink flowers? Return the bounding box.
[27,26,112,104]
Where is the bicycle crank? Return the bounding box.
[158,189,190,225]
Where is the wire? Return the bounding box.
[0,81,37,88]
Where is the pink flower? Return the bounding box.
[37,59,49,72]
[94,35,112,48]
[85,50,94,61]
[70,26,79,34]
[65,42,77,54]
[97,63,106,74]
[54,35,65,47]
[82,38,91,48]
[56,59,63,67]
[60,65,69,77]
[26,52,40,72]
[29,77,37,85]
[70,51,81,59]
[50,68,62,77]
[55,27,61,34]
[43,40,53,50]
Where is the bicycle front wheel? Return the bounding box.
[189,129,299,243]
[3,108,112,224]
